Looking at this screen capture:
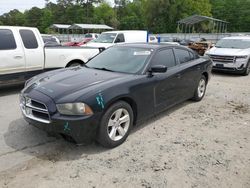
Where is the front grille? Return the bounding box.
[209,55,235,63]
[20,96,51,124]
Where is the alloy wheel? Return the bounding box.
[198,79,206,98]
[107,108,130,141]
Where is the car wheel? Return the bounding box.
[242,62,250,76]
[68,62,82,67]
[97,101,133,148]
[192,75,207,101]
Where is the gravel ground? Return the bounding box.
[0,72,249,188]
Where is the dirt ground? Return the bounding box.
[0,72,249,188]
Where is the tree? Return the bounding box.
[24,7,44,31]
[118,0,145,30]
[94,2,117,27]
[211,0,250,32]
[143,0,211,33]
[40,9,54,33]
[0,10,25,26]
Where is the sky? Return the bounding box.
[0,0,113,15]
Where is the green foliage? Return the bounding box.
[0,9,25,26]
[0,0,249,33]
[94,2,117,27]
[211,0,250,32]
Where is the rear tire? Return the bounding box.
[97,101,133,148]
[192,75,207,101]
[67,62,82,67]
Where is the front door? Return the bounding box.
[149,48,183,113]
[0,28,26,86]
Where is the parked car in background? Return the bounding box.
[84,30,148,48]
[41,34,61,47]
[206,36,250,75]
[20,43,212,148]
[84,33,99,39]
[159,36,180,45]
[180,37,205,46]
[189,41,213,56]
[64,38,93,46]
[0,26,102,87]
[148,35,158,43]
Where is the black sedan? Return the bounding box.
[20,44,212,148]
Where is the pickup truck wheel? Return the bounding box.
[68,62,82,67]
[192,75,207,101]
[97,101,133,148]
[242,62,250,76]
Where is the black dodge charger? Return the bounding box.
[20,43,212,148]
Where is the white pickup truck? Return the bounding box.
[0,26,101,87]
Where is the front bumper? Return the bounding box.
[212,62,247,73]
[23,114,100,144]
[20,89,101,144]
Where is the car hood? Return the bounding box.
[25,67,128,102]
[207,47,250,56]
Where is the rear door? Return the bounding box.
[173,48,201,99]
[19,29,44,78]
[0,28,26,85]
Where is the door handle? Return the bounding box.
[14,56,23,59]
[197,66,201,70]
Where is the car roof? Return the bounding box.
[116,43,183,49]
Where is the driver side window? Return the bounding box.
[151,49,176,68]
[115,33,125,43]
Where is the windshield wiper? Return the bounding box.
[91,67,114,72]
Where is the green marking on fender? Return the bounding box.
[64,122,71,131]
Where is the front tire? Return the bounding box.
[97,101,133,148]
[192,75,207,101]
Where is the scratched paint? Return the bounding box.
[96,93,105,109]
[64,122,71,131]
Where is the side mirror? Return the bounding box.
[148,65,167,77]
[150,65,168,73]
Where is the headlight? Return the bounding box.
[236,56,248,62]
[56,103,93,116]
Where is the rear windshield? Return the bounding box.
[92,33,117,43]
[215,38,250,49]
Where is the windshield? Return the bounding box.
[92,33,117,43]
[215,38,250,49]
[87,47,152,74]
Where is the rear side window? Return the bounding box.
[152,49,176,68]
[115,34,125,43]
[19,29,38,49]
[0,29,17,50]
[175,49,191,64]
